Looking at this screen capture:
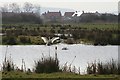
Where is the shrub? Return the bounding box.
[3,36,17,45]
[18,36,31,44]
[34,56,60,73]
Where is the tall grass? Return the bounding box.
[34,48,60,73]
[118,62,120,74]
[2,55,15,72]
[34,56,60,73]
[87,59,119,75]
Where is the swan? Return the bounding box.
[41,37,60,46]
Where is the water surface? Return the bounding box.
[0,44,118,74]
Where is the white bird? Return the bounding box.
[41,37,48,43]
[51,37,60,43]
[72,11,82,17]
[41,37,60,46]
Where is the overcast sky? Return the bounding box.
[0,0,119,2]
[0,0,119,14]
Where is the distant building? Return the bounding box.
[64,12,74,19]
[41,10,117,23]
[42,11,62,23]
[63,11,83,23]
[78,11,102,23]
[80,11,101,17]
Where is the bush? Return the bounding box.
[30,36,45,45]
[34,56,60,73]
[2,36,17,45]
[18,36,31,44]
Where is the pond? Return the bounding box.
[0,44,118,74]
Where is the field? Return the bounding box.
[2,23,119,30]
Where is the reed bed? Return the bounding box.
[87,59,119,75]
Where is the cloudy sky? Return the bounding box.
[0,0,118,2]
[0,0,119,14]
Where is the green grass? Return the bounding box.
[2,71,119,79]
[2,23,119,30]
[71,23,118,30]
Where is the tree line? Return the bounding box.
[0,2,40,13]
[78,13,118,23]
[0,2,42,24]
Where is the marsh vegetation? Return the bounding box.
[1,23,119,45]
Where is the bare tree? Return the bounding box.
[9,3,20,13]
[23,2,33,12]
[0,7,2,12]
[0,4,9,12]
[34,4,41,15]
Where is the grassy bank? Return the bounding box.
[1,53,119,80]
[2,71,119,79]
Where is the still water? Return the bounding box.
[0,44,118,74]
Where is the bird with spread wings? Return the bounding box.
[41,37,60,46]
